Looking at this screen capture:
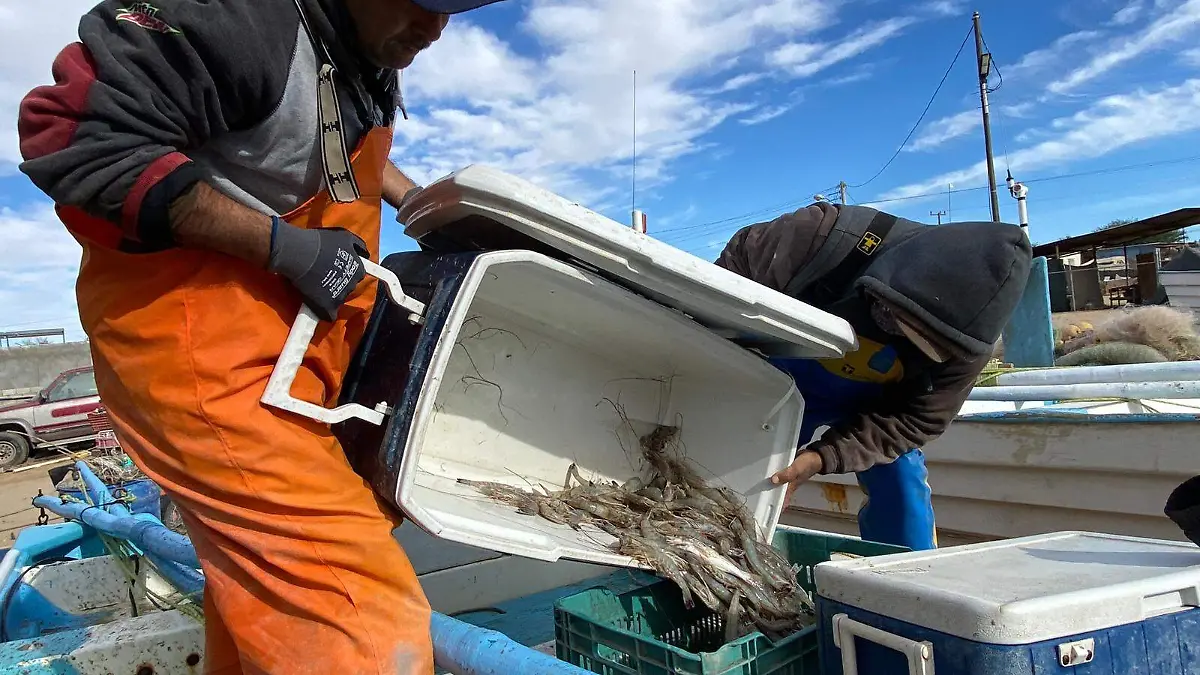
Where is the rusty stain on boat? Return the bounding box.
[821,483,850,513]
[1003,423,1077,465]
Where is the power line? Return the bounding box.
[981,34,1002,94]
[653,184,841,235]
[656,24,1192,247]
[848,25,974,190]
[1023,155,1200,185]
[660,20,973,241]
[0,317,80,332]
[656,23,974,239]
[978,34,1011,171]
[859,154,1200,207]
[658,154,1200,248]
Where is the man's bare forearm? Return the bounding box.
[382,161,419,210]
[168,181,273,267]
[167,164,415,266]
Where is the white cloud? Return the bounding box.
[822,64,877,87]
[1073,182,1200,215]
[739,105,793,126]
[1047,0,1200,93]
[1008,31,1104,79]
[1110,0,1146,25]
[999,102,1036,118]
[651,203,700,231]
[0,204,83,339]
[920,1,966,17]
[1182,48,1200,67]
[768,18,915,78]
[403,23,539,102]
[710,73,769,94]
[395,0,846,205]
[905,110,978,152]
[877,79,1200,201]
[0,0,863,206]
[3,0,901,333]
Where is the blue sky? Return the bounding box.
[2,0,1199,340]
[388,0,1200,257]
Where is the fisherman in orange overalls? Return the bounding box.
[18,0,503,672]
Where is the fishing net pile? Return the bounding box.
[1053,306,1200,366]
[459,423,815,643]
[52,448,147,492]
[87,449,148,484]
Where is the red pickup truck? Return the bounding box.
[0,366,102,470]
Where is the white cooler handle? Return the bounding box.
[260,258,426,426]
[832,613,935,675]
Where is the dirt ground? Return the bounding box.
[0,461,66,545]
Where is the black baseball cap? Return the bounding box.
[412,0,505,13]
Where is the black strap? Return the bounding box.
[291,0,337,67]
[798,211,899,308]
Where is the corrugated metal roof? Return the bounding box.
[1032,207,1200,257]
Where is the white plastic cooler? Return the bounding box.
[263,165,856,569]
[813,531,1200,674]
[399,164,857,359]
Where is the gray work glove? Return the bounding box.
[267,216,369,322]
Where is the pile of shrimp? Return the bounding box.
[458,424,815,643]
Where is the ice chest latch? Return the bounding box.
[832,613,934,675]
[1057,638,1095,667]
[261,258,425,426]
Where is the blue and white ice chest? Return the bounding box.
[814,531,1200,675]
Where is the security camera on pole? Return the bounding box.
[1006,170,1029,240]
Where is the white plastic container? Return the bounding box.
[330,250,806,568]
[267,165,854,567]
[814,531,1200,674]
[398,164,857,360]
[1161,270,1200,311]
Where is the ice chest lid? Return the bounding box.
[814,531,1200,645]
[399,165,857,359]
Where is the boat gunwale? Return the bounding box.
[956,409,1200,424]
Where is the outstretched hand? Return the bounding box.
[771,450,825,503]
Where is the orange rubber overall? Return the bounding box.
[67,125,435,675]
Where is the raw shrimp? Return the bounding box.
[457,423,817,642]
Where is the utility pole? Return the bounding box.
[930,210,946,225]
[838,181,848,205]
[974,11,1001,223]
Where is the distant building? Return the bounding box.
[1031,208,1200,312]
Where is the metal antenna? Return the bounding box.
[630,70,647,233]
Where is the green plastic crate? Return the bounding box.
[553,529,908,675]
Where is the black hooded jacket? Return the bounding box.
[1166,476,1200,547]
[716,203,1033,473]
[18,0,398,252]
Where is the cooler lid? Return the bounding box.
[399,165,857,359]
[814,531,1200,645]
